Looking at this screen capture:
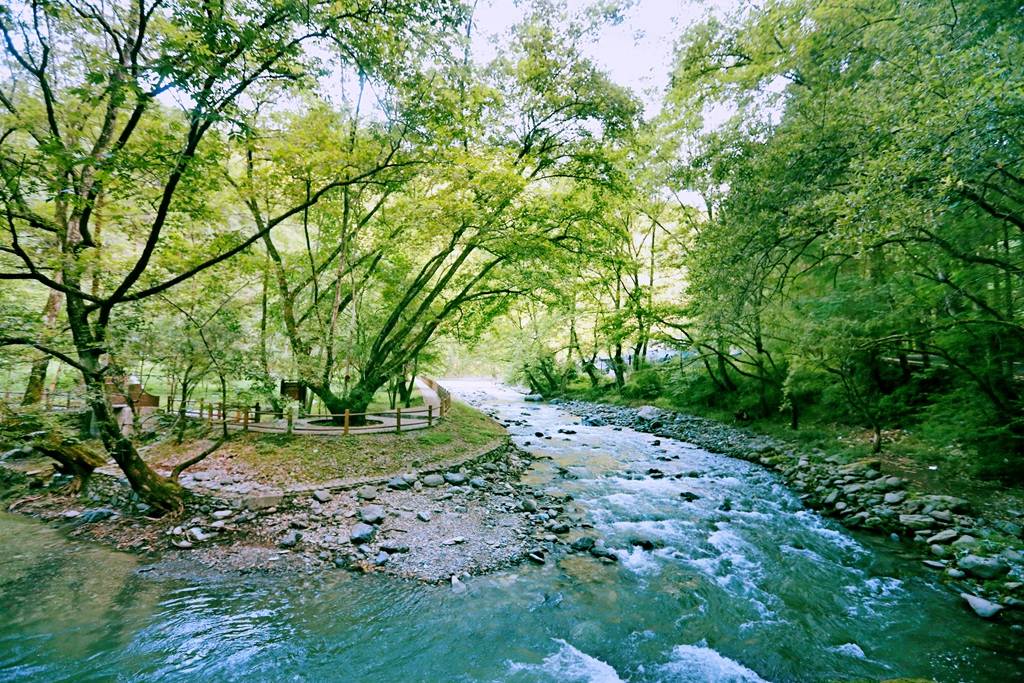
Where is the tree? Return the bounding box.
[0,0,465,511]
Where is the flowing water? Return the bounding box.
[1,380,1021,682]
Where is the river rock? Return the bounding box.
[521,498,539,512]
[77,508,116,524]
[312,490,333,503]
[422,474,445,488]
[929,509,953,524]
[212,509,233,520]
[960,593,1003,619]
[358,505,386,525]
[350,523,376,544]
[571,536,596,551]
[469,477,487,489]
[952,534,977,548]
[387,476,411,490]
[444,472,467,485]
[189,527,211,542]
[243,493,283,509]
[958,554,1011,580]
[524,394,544,402]
[581,416,606,427]
[636,406,661,421]
[278,530,302,548]
[679,491,700,502]
[899,514,934,530]
[927,529,958,545]
[883,491,907,505]
[356,486,377,500]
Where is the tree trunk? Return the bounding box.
[30,431,108,494]
[87,383,184,512]
[21,288,64,405]
[307,375,382,426]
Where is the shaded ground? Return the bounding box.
[145,402,505,488]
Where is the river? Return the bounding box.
[0,379,1020,681]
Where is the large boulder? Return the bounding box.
[958,554,1011,580]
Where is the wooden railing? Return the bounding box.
[1,376,452,437]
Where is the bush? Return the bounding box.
[621,368,663,400]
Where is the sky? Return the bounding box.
[471,0,739,117]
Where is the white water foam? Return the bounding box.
[656,642,769,682]
[829,642,866,659]
[507,639,624,682]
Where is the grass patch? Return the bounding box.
[149,400,505,487]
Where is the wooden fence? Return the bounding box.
[1,376,451,437]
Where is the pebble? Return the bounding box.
[417,511,433,522]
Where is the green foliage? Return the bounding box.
[621,367,662,400]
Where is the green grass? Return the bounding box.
[150,400,505,486]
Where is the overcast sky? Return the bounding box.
[471,0,739,116]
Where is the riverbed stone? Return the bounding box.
[356,486,377,500]
[212,509,233,520]
[243,493,283,509]
[927,529,958,545]
[958,554,1011,580]
[350,523,376,544]
[422,474,445,488]
[278,530,302,548]
[358,505,386,525]
[312,490,333,503]
[77,508,116,524]
[883,491,907,505]
[387,476,411,490]
[444,472,467,485]
[960,593,1003,619]
[899,514,934,530]
[952,534,977,548]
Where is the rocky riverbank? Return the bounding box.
[556,399,1024,623]
[0,440,591,584]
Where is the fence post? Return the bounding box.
[243,407,249,432]
[428,404,433,427]
[207,403,213,424]
[286,408,294,436]
[395,407,401,433]
[343,409,350,436]
[198,398,204,419]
